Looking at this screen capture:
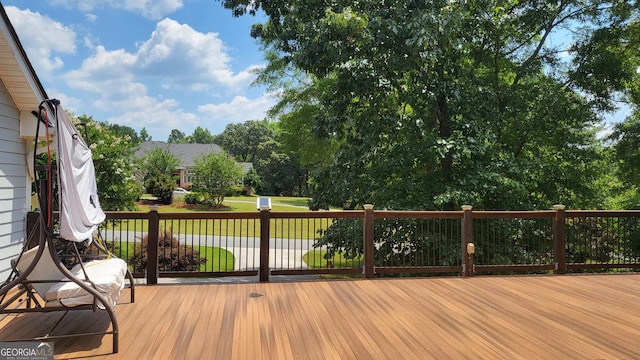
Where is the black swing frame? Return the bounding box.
[0,99,135,354]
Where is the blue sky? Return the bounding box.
[3,0,273,141]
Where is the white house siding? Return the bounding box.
[0,79,28,280]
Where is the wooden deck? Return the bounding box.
[1,274,640,359]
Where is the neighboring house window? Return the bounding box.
[186,167,196,183]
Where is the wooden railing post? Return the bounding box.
[363,204,375,278]
[259,207,271,282]
[461,205,473,277]
[553,204,566,274]
[147,205,159,285]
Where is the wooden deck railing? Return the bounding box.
[27,205,640,283]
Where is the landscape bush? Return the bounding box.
[184,191,204,205]
[131,229,206,272]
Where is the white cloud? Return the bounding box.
[48,0,184,20]
[83,36,95,49]
[64,19,257,94]
[107,98,199,131]
[198,93,277,127]
[135,18,255,90]
[45,87,80,113]
[59,17,270,138]
[63,46,137,94]
[4,6,76,76]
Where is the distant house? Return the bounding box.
[0,6,52,278]
[135,141,253,189]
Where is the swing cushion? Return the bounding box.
[14,245,65,298]
[46,258,128,308]
[15,246,128,308]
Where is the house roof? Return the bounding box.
[0,4,48,111]
[136,141,254,173]
[135,141,225,169]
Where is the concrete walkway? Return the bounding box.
[228,246,310,271]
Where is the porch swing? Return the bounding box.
[0,99,135,353]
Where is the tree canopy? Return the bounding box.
[609,112,640,208]
[219,0,640,210]
[140,146,180,204]
[167,129,187,143]
[214,120,309,196]
[214,121,275,161]
[192,151,243,206]
[167,126,216,144]
[74,114,143,211]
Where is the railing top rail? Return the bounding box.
[59,208,640,225]
[472,211,555,219]
[373,211,463,219]
[270,211,363,219]
[157,212,260,220]
[104,211,151,219]
[105,210,365,221]
[565,210,640,217]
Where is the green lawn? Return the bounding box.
[197,245,235,272]
[136,196,312,212]
[113,243,235,272]
[107,196,334,239]
[222,196,311,211]
[302,249,363,269]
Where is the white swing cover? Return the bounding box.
[15,244,128,308]
[15,104,128,308]
[56,105,105,242]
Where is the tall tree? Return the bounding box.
[214,121,274,161]
[253,139,307,196]
[167,129,187,143]
[214,120,307,195]
[140,146,180,204]
[75,114,143,211]
[139,127,152,142]
[106,123,141,146]
[189,126,215,144]
[213,123,248,160]
[609,113,640,208]
[219,0,637,211]
[192,151,243,206]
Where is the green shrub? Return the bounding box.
[184,191,203,205]
[225,185,243,197]
[130,229,206,272]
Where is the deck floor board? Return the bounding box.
[1,274,639,359]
